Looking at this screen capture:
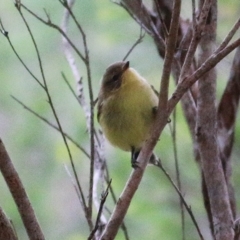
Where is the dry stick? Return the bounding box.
[59,0,95,223]
[0,140,45,240]
[88,180,112,240]
[61,0,87,110]
[11,95,90,159]
[215,17,240,54]
[0,206,18,240]
[168,115,185,240]
[100,1,182,239]
[62,71,111,234]
[14,2,91,228]
[20,4,85,62]
[64,165,85,207]
[120,0,166,56]
[19,1,95,229]
[178,0,213,82]
[0,19,44,89]
[1,11,89,215]
[154,160,204,240]
[122,27,145,61]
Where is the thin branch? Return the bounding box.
[122,27,145,61]
[158,0,181,109]
[215,17,240,54]
[154,159,204,240]
[59,0,95,222]
[64,165,86,212]
[14,2,92,229]
[119,0,166,56]
[178,0,213,82]
[0,18,44,89]
[11,95,90,159]
[168,114,185,240]
[88,180,112,240]
[168,37,240,113]
[19,3,86,62]
[0,139,45,240]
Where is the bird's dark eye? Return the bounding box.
[112,73,120,82]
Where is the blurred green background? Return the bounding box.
[0,1,240,239]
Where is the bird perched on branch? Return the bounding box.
[97,61,158,168]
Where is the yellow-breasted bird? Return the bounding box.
[97,61,158,168]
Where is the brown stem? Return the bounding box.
[0,139,45,240]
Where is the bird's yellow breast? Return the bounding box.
[99,68,158,152]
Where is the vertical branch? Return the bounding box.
[217,46,240,220]
[196,1,234,239]
[169,114,185,240]
[60,0,95,228]
[0,140,45,240]
[60,0,95,223]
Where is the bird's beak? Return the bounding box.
[122,61,130,72]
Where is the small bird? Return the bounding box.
[97,61,158,168]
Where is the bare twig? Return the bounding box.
[168,114,185,240]
[168,37,240,113]
[0,139,45,240]
[88,180,112,240]
[14,2,92,229]
[59,0,95,223]
[20,3,86,62]
[119,0,166,56]
[0,18,44,89]
[122,27,145,61]
[215,17,240,54]
[178,0,213,82]
[64,165,86,210]
[11,95,90,158]
[154,159,204,240]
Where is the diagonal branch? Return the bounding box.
[0,140,45,240]
[217,46,240,221]
[100,1,181,239]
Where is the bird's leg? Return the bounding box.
[131,147,140,169]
